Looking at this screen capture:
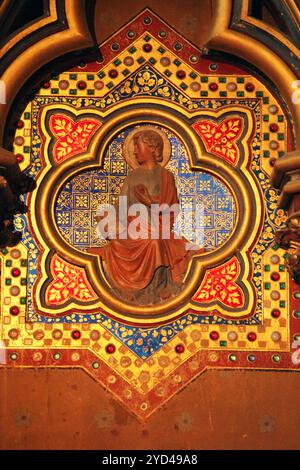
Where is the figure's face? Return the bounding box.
[133,137,154,165]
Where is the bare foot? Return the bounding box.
[160,287,172,300]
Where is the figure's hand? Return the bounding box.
[134,184,153,206]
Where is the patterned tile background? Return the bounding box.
[55,128,236,252]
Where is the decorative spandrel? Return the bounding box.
[0,9,296,420]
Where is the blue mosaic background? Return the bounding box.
[55,127,236,251]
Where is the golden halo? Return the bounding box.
[123,125,172,169]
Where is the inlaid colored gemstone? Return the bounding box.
[8,328,19,339]
[94,80,104,90]
[190,82,201,91]
[269,158,276,167]
[109,69,118,79]
[106,344,115,354]
[43,81,51,89]
[59,80,69,90]
[77,81,87,90]
[10,249,21,259]
[209,63,218,71]
[10,286,20,296]
[10,306,19,316]
[33,329,44,340]
[174,42,183,51]
[248,354,256,362]
[229,354,237,362]
[189,54,198,63]
[247,332,257,342]
[17,120,24,129]
[245,82,255,92]
[210,331,219,340]
[271,331,281,342]
[227,82,237,91]
[227,331,238,341]
[11,268,21,277]
[175,344,185,354]
[143,16,152,24]
[269,140,279,150]
[176,70,186,79]
[158,31,167,38]
[143,43,152,53]
[271,308,281,318]
[16,154,24,162]
[111,42,120,51]
[71,330,81,340]
[209,83,218,91]
[127,30,136,38]
[270,123,279,132]
[272,354,281,363]
[14,136,24,146]
[293,310,300,318]
[271,290,280,300]
[268,105,278,114]
[271,272,280,281]
[90,330,100,341]
[52,329,63,340]
[160,57,170,67]
[123,56,134,66]
[294,292,300,299]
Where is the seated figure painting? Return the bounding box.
[89,126,203,305]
